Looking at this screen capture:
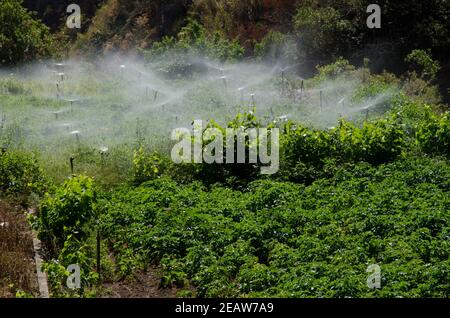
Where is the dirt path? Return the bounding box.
[0,201,39,297]
[100,269,181,298]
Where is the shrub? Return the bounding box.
[0,0,56,65]
[0,150,46,198]
[405,49,441,81]
[146,19,244,63]
[38,176,97,249]
[132,147,168,185]
[417,112,450,156]
[254,31,297,62]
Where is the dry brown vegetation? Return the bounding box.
[0,201,38,298]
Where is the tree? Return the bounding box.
[0,0,55,65]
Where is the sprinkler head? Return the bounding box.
[99,147,109,154]
[52,111,61,119]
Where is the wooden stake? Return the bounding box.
[96,228,101,273]
[70,157,74,175]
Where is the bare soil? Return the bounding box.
[100,268,181,298]
[0,200,38,297]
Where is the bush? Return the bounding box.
[293,5,360,61]
[254,31,297,63]
[0,150,46,198]
[146,19,244,63]
[417,112,450,156]
[132,147,168,185]
[38,176,97,249]
[405,49,441,81]
[0,0,56,65]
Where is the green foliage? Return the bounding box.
[352,72,399,102]
[0,150,46,198]
[38,176,97,249]
[99,158,450,297]
[0,78,30,95]
[417,112,450,156]
[254,31,297,62]
[0,0,55,65]
[293,5,360,61]
[132,147,168,185]
[280,115,405,183]
[42,234,99,297]
[146,19,244,63]
[405,49,441,81]
[314,57,355,82]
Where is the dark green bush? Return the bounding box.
[0,0,56,65]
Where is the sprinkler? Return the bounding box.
[300,80,304,98]
[0,145,8,155]
[55,63,65,71]
[70,156,75,175]
[71,130,81,145]
[220,76,228,89]
[66,99,78,112]
[52,111,62,119]
[320,90,323,111]
[120,65,126,79]
[238,87,245,104]
[58,73,65,82]
[0,113,5,130]
[281,70,285,95]
[56,83,61,100]
[153,90,159,102]
[99,147,108,167]
[250,93,256,110]
[338,97,346,113]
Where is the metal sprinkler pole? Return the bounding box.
[70,157,74,175]
[320,91,323,111]
[300,80,304,98]
[96,227,101,274]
